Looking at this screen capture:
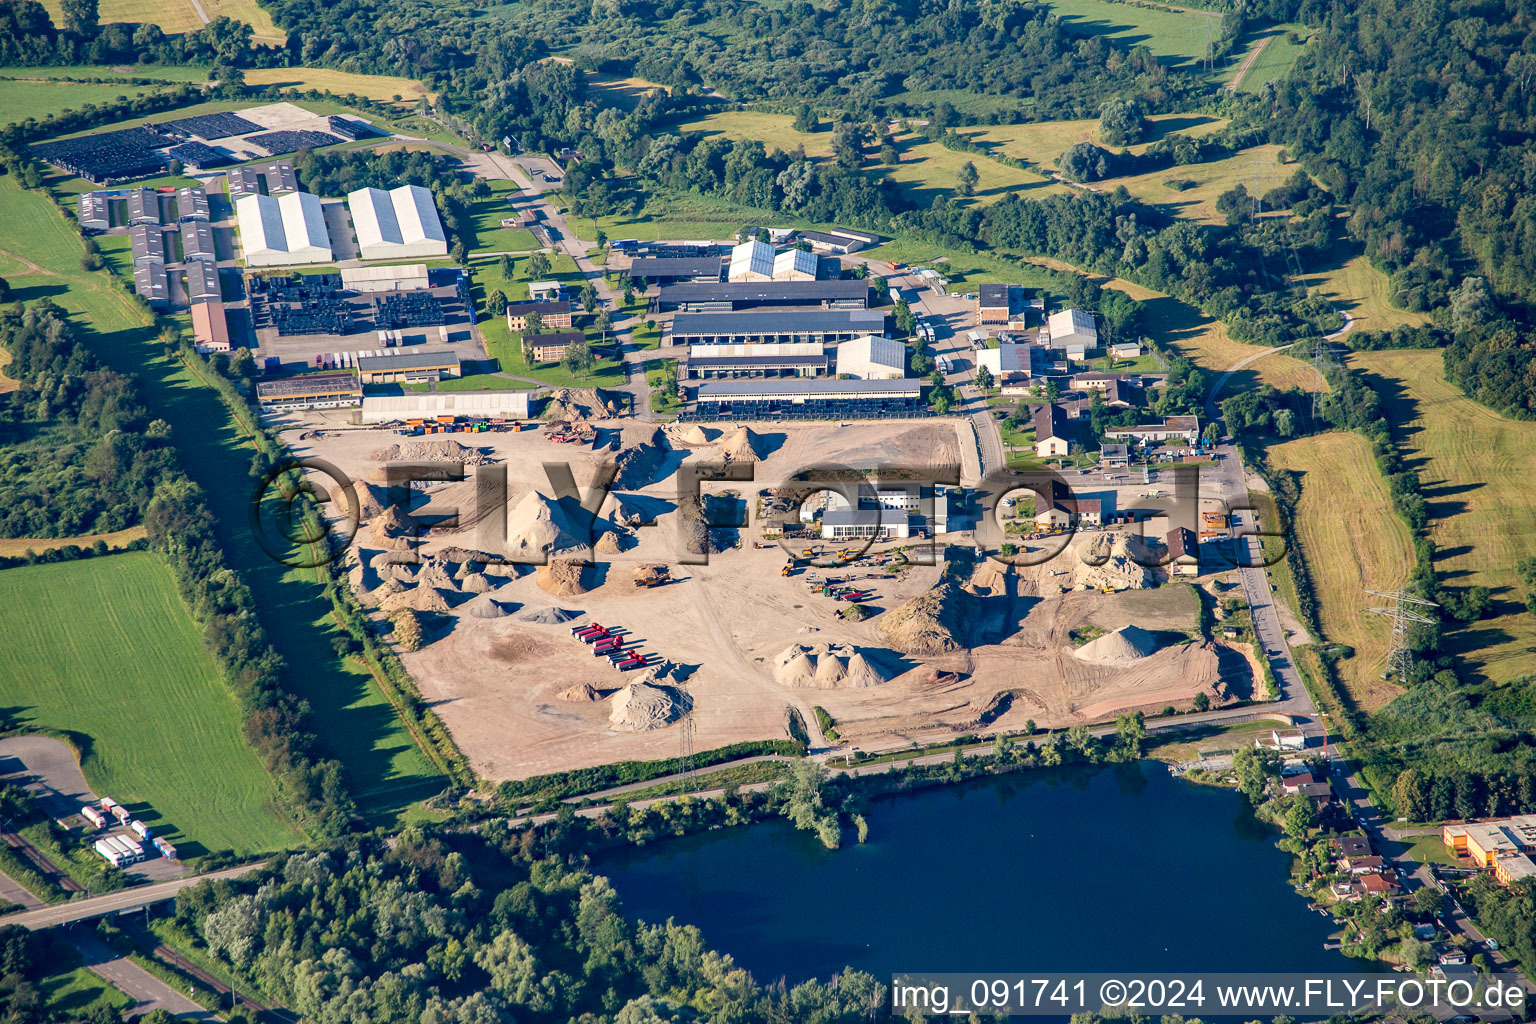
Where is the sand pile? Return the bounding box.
[453,561,480,580]
[415,562,458,590]
[613,428,669,488]
[1074,624,1160,665]
[594,531,624,555]
[376,563,417,583]
[611,500,651,528]
[505,491,589,559]
[1072,534,1157,591]
[369,549,416,570]
[877,581,971,656]
[373,438,496,465]
[380,586,454,614]
[669,424,711,446]
[519,606,580,624]
[718,426,764,462]
[369,504,417,549]
[367,577,406,602]
[460,572,493,593]
[608,682,691,731]
[844,652,889,687]
[771,642,884,689]
[537,559,590,596]
[560,682,603,702]
[967,561,1007,597]
[776,651,817,688]
[463,594,513,619]
[813,654,847,687]
[544,387,606,422]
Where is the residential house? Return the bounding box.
[1167,527,1198,576]
[526,330,585,363]
[1033,402,1070,458]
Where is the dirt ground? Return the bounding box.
[286,417,1254,780]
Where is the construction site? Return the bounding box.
[281,394,1257,781]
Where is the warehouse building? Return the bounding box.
[228,161,298,201]
[669,309,886,346]
[347,184,449,261]
[236,192,333,267]
[340,264,431,293]
[657,280,869,312]
[681,350,828,381]
[360,390,532,423]
[185,260,222,304]
[192,301,232,353]
[627,256,723,284]
[772,248,819,281]
[686,377,928,421]
[175,185,209,221]
[256,372,363,410]
[795,229,873,254]
[977,283,1018,325]
[77,191,110,231]
[728,239,776,281]
[835,335,906,379]
[526,330,585,362]
[180,218,217,261]
[130,223,165,264]
[134,264,169,308]
[977,343,1030,383]
[356,349,461,384]
[126,187,161,226]
[505,300,573,331]
[1047,308,1097,350]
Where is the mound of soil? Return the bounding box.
[608,681,691,731]
[1074,624,1160,665]
[375,438,495,465]
[844,652,889,687]
[415,562,458,590]
[544,387,608,423]
[536,559,590,597]
[519,606,581,624]
[670,424,712,446]
[613,427,669,489]
[463,594,513,619]
[459,572,493,593]
[506,491,590,560]
[877,581,972,656]
[560,682,604,702]
[380,586,454,614]
[718,426,764,462]
[594,531,624,555]
[813,654,847,687]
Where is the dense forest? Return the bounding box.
[1270,0,1536,418]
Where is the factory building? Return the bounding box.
[133,264,169,308]
[236,192,333,267]
[680,349,828,381]
[130,223,165,264]
[976,343,1030,383]
[1046,308,1098,351]
[835,335,906,379]
[175,186,209,221]
[192,301,232,353]
[185,260,222,304]
[627,256,723,284]
[360,391,532,423]
[346,184,449,261]
[686,377,928,421]
[228,161,298,201]
[340,264,431,293]
[256,372,363,410]
[727,239,776,281]
[126,187,161,226]
[180,218,217,261]
[356,349,461,384]
[669,309,886,346]
[657,280,869,312]
[77,191,110,231]
[772,248,819,281]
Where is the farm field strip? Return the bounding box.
[1269,432,1416,711]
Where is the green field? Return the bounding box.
[467,181,542,253]
[470,253,627,388]
[1230,25,1309,93]
[0,65,211,82]
[1043,0,1223,65]
[42,966,132,1017]
[0,79,170,125]
[0,555,300,854]
[0,173,444,825]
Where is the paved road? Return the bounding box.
[0,867,42,910]
[5,862,265,931]
[71,930,218,1021]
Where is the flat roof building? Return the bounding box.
[356,349,461,384]
[361,390,531,423]
[821,508,911,541]
[977,343,1029,380]
[1106,416,1200,444]
[347,184,448,261]
[256,372,362,410]
[687,377,928,422]
[340,264,430,293]
[228,161,298,201]
[680,351,828,381]
[192,301,232,353]
[627,256,722,284]
[175,186,209,221]
[78,191,110,231]
[669,309,886,345]
[236,192,332,267]
[134,263,169,308]
[978,283,1016,324]
[796,229,869,254]
[185,260,222,304]
[836,335,906,379]
[657,280,869,312]
[130,223,165,264]
[180,218,217,262]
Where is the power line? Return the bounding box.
[1365,589,1439,680]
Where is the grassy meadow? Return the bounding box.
[1042,0,1223,65]
[38,0,285,39]
[0,173,444,826]
[1295,241,1430,335]
[1229,25,1309,93]
[0,555,301,853]
[470,253,626,388]
[1346,348,1536,685]
[1270,433,1416,711]
[242,67,433,103]
[0,79,170,125]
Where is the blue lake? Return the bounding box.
[598,761,1362,984]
